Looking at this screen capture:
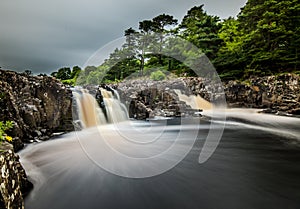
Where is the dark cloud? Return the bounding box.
[0,0,247,74]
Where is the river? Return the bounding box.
[19,109,300,209]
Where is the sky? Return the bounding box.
[0,0,247,74]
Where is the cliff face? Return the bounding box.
[0,70,73,151]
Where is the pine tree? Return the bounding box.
[237,0,300,74]
[180,5,223,62]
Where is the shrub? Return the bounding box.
[0,121,14,143]
[150,70,166,81]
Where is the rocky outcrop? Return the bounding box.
[183,74,300,115]
[0,143,33,209]
[115,79,203,120]
[0,69,73,151]
[115,74,300,119]
[223,74,300,115]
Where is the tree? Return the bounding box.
[236,0,300,75]
[24,69,32,76]
[152,14,178,65]
[139,20,154,34]
[124,27,138,50]
[87,71,101,84]
[70,66,82,79]
[55,67,71,80]
[180,5,223,62]
[50,71,57,77]
[138,20,156,75]
[121,28,140,78]
[215,17,246,79]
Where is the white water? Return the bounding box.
[100,89,129,124]
[73,88,128,128]
[174,89,213,110]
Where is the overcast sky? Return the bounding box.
[0,0,247,74]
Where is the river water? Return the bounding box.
[19,108,300,209]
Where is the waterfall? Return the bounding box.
[100,88,129,123]
[72,87,128,128]
[174,89,213,110]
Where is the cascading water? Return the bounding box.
[72,87,128,128]
[174,89,213,110]
[99,88,129,124]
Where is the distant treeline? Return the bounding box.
[52,0,299,85]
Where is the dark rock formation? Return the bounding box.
[0,69,73,151]
[223,74,300,115]
[181,77,225,106]
[183,74,300,115]
[115,74,300,119]
[0,143,33,209]
[115,79,200,120]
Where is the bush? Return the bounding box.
[150,70,166,81]
[62,78,76,86]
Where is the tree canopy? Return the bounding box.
[53,0,300,84]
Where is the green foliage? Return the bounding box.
[58,1,300,83]
[56,67,71,80]
[0,121,13,143]
[179,5,223,62]
[70,66,82,79]
[215,17,246,76]
[216,0,300,79]
[61,78,76,85]
[150,70,166,81]
[51,66,82,86]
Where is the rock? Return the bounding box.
[115,79,198,120]
[223,74,300,114]
[0,142,33,209]
[0,69,74,151]
[287,108,300,115]
[115,73,300,119]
